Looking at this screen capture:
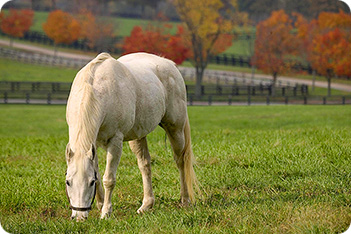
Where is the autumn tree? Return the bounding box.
[122,23,191,65]
[78,9,115,52]
[0,9,34,46]
[253,10,297,93]
[308,11,351,96]
[173,0,239,97]
[42,10,80,55]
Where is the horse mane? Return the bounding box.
[69,53,112,154]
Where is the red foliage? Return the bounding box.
[296,11,351,78]
[0,9,34,38]
[122,24,191,65]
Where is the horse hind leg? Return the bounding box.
[161,118,197,205]
[129,137,155,213]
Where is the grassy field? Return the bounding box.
[0,105,351,233]
[0,58,78,82]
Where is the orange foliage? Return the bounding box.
[0,9,34,38]
[42,10,80,45]
[77,9,115,50]
[122,24,191,65]
[253,10,297,81]
[296,11,351,78]
[310,28,347,77]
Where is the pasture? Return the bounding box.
[1,105,351,233]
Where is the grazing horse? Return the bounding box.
[65,52,197,221]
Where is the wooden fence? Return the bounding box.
[0,47,89,68]
[1,81,349,105]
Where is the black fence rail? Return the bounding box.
[186,84,308,97]
[1,81,347,105]
[187,95,351,106]
[0,81,71,104]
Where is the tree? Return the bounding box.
[78,9,115,52]
[308,11,351,96]
[253,10,297,93]
[173,0,239,97]
[0,9,34,46]
[42,10,80,55]
[295,11,351,96]
[122,23,191,65]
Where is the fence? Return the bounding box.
[0,31,123,54]
[0,47,89,68]
[1,81,349,106]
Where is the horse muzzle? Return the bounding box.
[71,210,89,222]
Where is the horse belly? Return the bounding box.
[123,81,166,141]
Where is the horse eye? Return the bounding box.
[66,180,71,187]
[89,180,96,187]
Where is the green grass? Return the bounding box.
[1,105,351,233]
[0,58,78,82]
[31,11,161,36]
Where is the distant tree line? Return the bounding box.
[3,0,350,22]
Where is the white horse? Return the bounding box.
[65,52,197,221]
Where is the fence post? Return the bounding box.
[285,96,288,105]
[304,96,307,105]
[228,95,232,105]
[216,85,222,95]
[266,96,270,105]
[323,97,326,105]
[342,96,345,105]
[247,86,251,106]
[4,92,8,104]
[26,93,30,104]
[208,96,212,106]
[47,93,51,105]
[293,87,297,96]
[189,95,193,106]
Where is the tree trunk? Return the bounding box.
[54,44,58,57]
[195,66,204,98]
[312,70,316,92]
[271,72,277,96]
[327,76,331,97]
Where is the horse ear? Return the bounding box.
[87,144,96,161]
[65,143,74,163]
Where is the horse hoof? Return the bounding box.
[101,212,110,219]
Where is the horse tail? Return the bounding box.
[71,53,112,152]
[183,115,199,203]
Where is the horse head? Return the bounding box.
[65,143,97,221]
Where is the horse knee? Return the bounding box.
[103,178,116,189]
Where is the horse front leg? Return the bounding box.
[101,136,123,219]
[94,155,104,211]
